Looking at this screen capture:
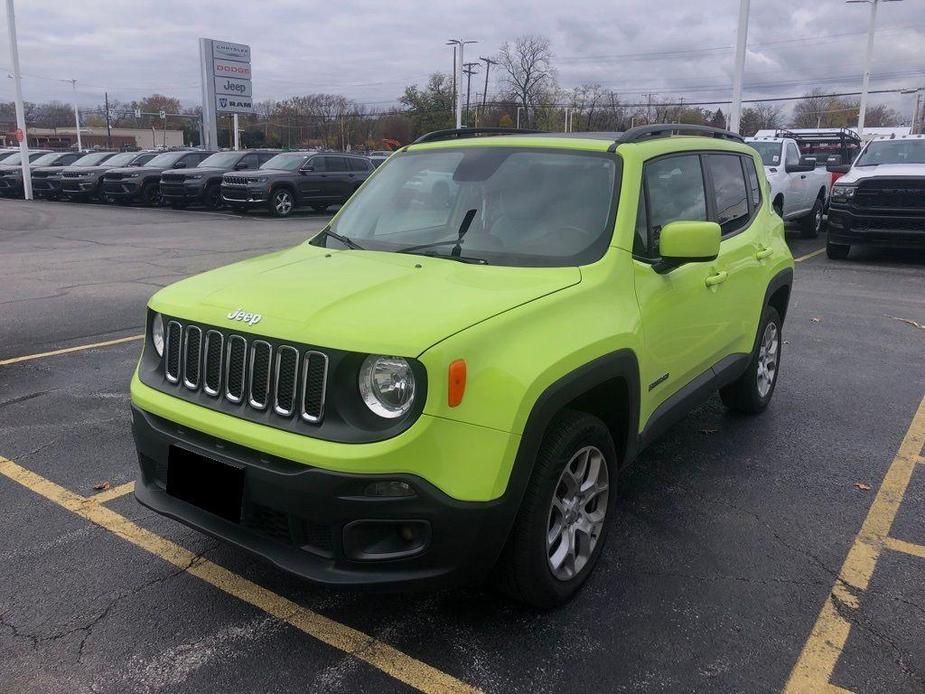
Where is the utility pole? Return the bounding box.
[848,0,903,138]
[463,62,479,127]
[69,79,83,150]
[447,39,477,129]
[479,56,497,113]
[104,91,112,149]
[447,42,457,119]
[5,0,32,199]
[729,0,751,133]
[233,113,240,150]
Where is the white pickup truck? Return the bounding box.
[745,136,833,238]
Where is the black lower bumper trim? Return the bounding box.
[827,208,925,248]
[131,406,516,590]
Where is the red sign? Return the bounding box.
[15,128,24,143]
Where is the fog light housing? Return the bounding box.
[342,519,430,560]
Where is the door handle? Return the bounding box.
[704,271,728,287]
[756,247,773,260]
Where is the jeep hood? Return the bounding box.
[838,163,925,184]
[149,243,581,356]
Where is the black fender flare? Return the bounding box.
[763,267,793,324]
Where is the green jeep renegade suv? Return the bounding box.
[131,124,793,607]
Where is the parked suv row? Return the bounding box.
[103,149,217,206]
[160,150,280,210]
[221,151,374,217]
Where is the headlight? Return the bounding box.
[831,184,856,202]
[151,312,165,358]
[187,174,202,180]
[253,176,268,183]
[358,355,415,418]
[127,172,141,178]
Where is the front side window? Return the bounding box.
[102,152,139,168]
[747,141,782,167]
[786,142,801,166]
[348,157,370,172]
[855,139,925,166]
[71,152,114,167]
[705,154,750,235]
[314,147,620,267]
[644,154,707,256]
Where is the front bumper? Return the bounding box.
[221,184,269,205]
[827,207,925,248]
[132,404,519,589]
[61,178,100,197]
[32,178,62,197]
[0,176,23,197]
[161,182,205,202]
[102,179,143,200]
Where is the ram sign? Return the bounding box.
[199,37,253,149]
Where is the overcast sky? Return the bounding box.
[1,0,923,118]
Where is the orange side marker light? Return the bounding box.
[448,359,467,407]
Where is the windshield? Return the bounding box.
[855,139,925,166]
[71,152,113,166]
[199,152,243,168]
[31,152,64,166]
[261,152,310,170]
[1,152,24,165]
[103,152,141,168]
[144,152,186,168]
[747,141,782,167]
[315,147,619,267]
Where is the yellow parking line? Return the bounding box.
[794,247,826,263]
[885,537,925,560]
[784,394,925,693]
[0,456,479,694]
[88,481,135,504]
[0,335,144,366]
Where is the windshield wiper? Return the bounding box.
[396,208,478,255]
[317,227,365,250]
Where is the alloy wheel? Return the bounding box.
[546,445,609,581]
[757,321,779,398]
[274,191,293,216]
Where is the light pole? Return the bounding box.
[848,0,903,138]
[516,106,524,128]
[463,62,479,126]
[447,39,477,129]
[728,0,751,133]
[69,79,83,150]
[5,0,32,199]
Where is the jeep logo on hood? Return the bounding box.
[227,308,262,326]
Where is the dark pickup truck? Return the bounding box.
[220,151,373,217]
[60,151,158,201]
[159,149,279,210]
[103,150,215,206]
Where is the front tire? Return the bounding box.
[495,410,616,608]
[141,181,160,207]
[826,239,850,260]
[800,197,824,238]
[720,306,782,414]
[269,188,294,217]
[203,184,223,210]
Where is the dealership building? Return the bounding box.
[0,126,185,149]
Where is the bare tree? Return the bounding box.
[498,34,558,128]
[739,103,784,135]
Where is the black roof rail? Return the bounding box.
[412,127,545,145]
[607,124,744,152]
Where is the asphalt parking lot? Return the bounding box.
[1,199,924,693]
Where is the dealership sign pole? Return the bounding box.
[5,0,32,200]
[199,38,253,150]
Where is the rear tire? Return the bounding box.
[268,188,294,217]
[826,239,850,260]
[495,410,616,609]
[720,306,782,414]
[800,197,824,238]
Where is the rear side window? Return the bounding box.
[745,157,761,208]
[642,154,707,257]
[348,157,371,172]
[326,156,348,172]
[704,154,750,235]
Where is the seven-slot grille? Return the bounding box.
[162,320,327,423]
[223,175,255,185]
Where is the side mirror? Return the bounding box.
[234,162,249,170]
[827,163,851,174]
[785,160,814,173]
[654,221,721,274]
[300,166,314,174]
[173,161,187,169]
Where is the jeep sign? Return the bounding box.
[199,37,254,147]
[214,76,252,98]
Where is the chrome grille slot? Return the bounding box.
[225,335,247,403]
[248,341,272,410]
[301,351,328,423]
[182,326,203,390]
[203,330,224,396]
[273,346,299,416]
[164,321,182,383]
